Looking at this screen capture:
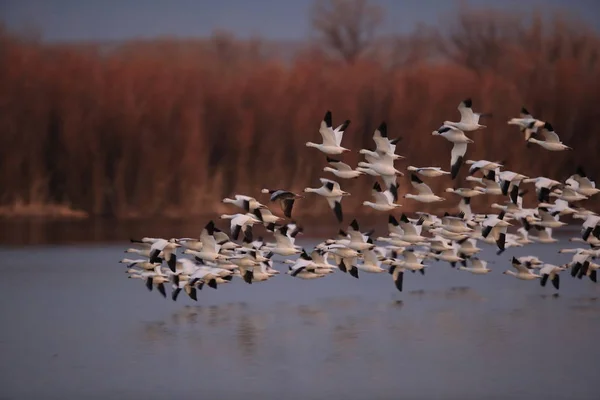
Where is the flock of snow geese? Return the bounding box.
[121,99,600,302]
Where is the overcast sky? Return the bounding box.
[1,0,599,42]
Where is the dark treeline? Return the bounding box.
[1,2,599,221]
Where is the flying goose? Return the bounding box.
[404,174,445,203]
[565,167,600,197]
[324,157,364,179]
[306,110,351,154]
[363,181,401,211]
[466,169,502,195]
[148,239,181,273]
[503,257,542,280]
[119,258,162,271]
[261,188,303,218]
[406,166,450,178]
[507,107,545,142]
[220,213,261,241]
[269,224,302,256]
[222,194,266,213]
[370,122,403,159]
[458,257,492,275]
[465,159,503,176]
[528,122,572,151]
[445,186,486,198]
[252,207,283,231]
[304,178,350,223]
[538,264,565,290]
[443,98,489,132]
[357,249,387,273]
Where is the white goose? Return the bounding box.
[371,122,402,159]
[269,224,302,256]
[459,257,492,275]
[220,213,261,241]
[507,107,545,142]
[363,181,401,211]
[503,257,542,281]
[222,194,265,213]
[538,264,565,290]
[324,157,364,179]
[404,174,445,203]
[406,166,450,178]
[443,98,488,132]
[304,178,350,223]
[528,122,572,151]
[565,167,600,197]
[465,159,503,176]
[306,110,351,155]
[357,249,387,273]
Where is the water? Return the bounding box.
[0,239,599,400]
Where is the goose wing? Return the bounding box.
[539,124,560,143]
[327,157,353,171]
[319,111,337,146]
[373,122,393,154]
[457,98,476,124]
[410,174,433,195]
[511,257,531,274]
[451,142,468,177]
[319,177,341,192]
[333,120,350,146]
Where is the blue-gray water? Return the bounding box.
[1,239,599,400]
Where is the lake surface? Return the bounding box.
[1,237,599,400]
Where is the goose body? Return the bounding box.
[443,98,488,132]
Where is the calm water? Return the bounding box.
[1,237,599,400]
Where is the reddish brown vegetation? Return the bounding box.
[1,6,599,224]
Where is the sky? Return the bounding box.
[1,0,599,42]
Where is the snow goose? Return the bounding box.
[498,170,528,202]
[404,174,445,203]
[305,248,336,274]
[252,207,283,231]
[341,219,376,251]
[363,181,401,211]
[466,170,502,195]
[357,249,387,273]
[220,213,261,240]
[539,264,565,290]
[119,258,162,271]
[261,188,303,218]
[459,257,492,275]
[269,225,302,256]
[534,207,566,229]
[306,110,351,155]
[444,98,489,132]
[429,248,464,267]
[580,213,600,241]
[392,214,428,244]
[457,237,482,258]
[304,178,350,223]
[406,166,450,178]
[358,151,404,187]
[515,227,534,245]
[518,256,543,268]
[528,122,572,151]
[148,239,181,273]
[383,250,427,275]
[565,166,600,197]
[466,160,503,176]
[445,186,486,198]
[523,177,562,203]
[507,107,545,142]
[481,212,511,254]
[549,186,588,203]
[370,122,403,159]
[503,257,542,281]
[324,157,364,179]
[436,214,473,234]
[427,235,454,253]
[538,199,576,216]
[388,263,405,292]
[432,125,473,143]
[222,194,266,213]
